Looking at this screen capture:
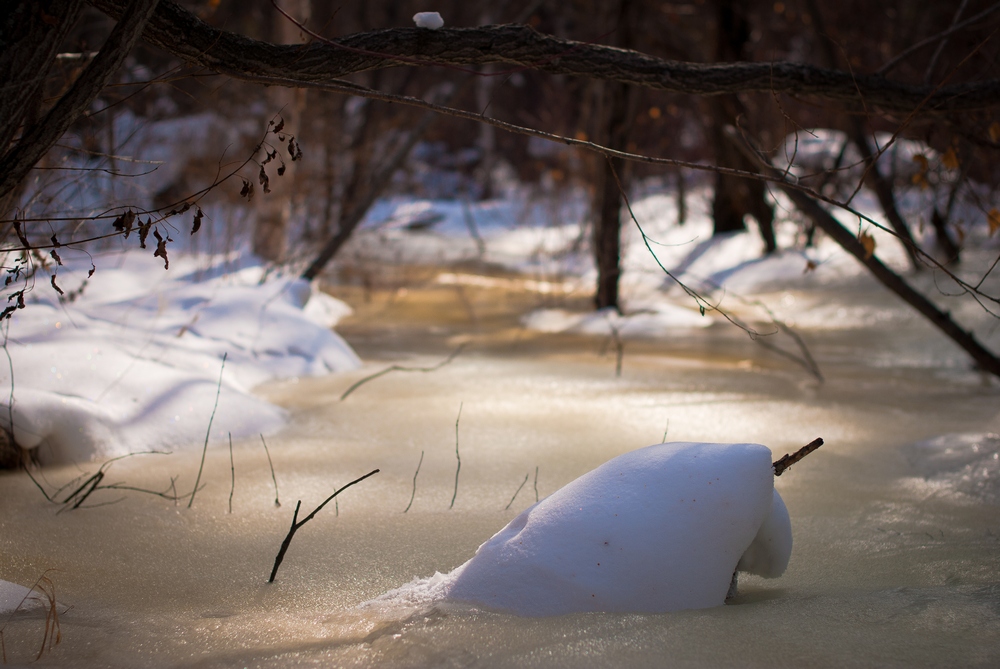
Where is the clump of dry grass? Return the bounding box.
[0,570,62,663]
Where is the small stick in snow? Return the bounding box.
[403,450,424,513]
[339,345,465,401]
[260,434,280,507]
[449,403,463,510]
[773,438,824,476]
[533,465,539,502]
[267,468,380,583]
[227,433,235,514]
[189,352,227,509]
[662,419,670,443]
[505,472,530,510]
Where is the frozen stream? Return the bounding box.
[1,278,999,668]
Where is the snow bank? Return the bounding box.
[374,442,791,616]
[2,251,359,464]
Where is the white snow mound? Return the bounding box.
[440,442,791,615]
[413,12,444,29]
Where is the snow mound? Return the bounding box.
[374,442,791,616]
[3,251,360,464]
[413,12,444,29]
[903,433,1000,504]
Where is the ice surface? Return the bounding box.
[436,442,785,615]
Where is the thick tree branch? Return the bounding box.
[88,0,1000,115]
[0,0,161,200]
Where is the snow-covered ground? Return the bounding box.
[2,251,358,464]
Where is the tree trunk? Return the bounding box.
[252,0,310,264]
[708,0,776,252]
[591,0,639,311]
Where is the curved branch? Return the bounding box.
[88,0,1000,115]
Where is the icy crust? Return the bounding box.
[904,433,1000,504]
[435,442,789,616]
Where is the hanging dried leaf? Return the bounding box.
[88,263,96,278]
[240,179,255,201]
[989,209,1000,237]
[272,117,285,134]
[50,249,62,265]
[942,147,960,170]
[152,228,169,269]
[288,137,302,161]
[277,162,286,176]
[859,231,876,259]
[138,217,153,249]
[113,210,136,238]
[13,220,30,249]
[259,165,270,194]
[50,274,64,296]
[191,207,203,236]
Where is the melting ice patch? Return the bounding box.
[371,442,791,616]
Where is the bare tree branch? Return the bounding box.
[88,0,1000,115]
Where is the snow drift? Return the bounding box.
[2,251,360,464]
[374,442,791,616]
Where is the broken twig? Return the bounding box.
[267,468,380,583]
[773,438,824,476]
[505,472,530,510]
[260,434,280,506]
[450,403,462,510]
[189,352,227,508]
[403,450,424,513]
[340,345,465,401]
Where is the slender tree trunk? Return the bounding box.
[708,0,776,252]
[592,0,639,311]
[253,0,310,263]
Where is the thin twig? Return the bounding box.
[228,432,235,514]
[505,472,530,510]
[403,450,424,513]
[189,352,227,509]
[260,434,280,507]
[662,419,670,443]
[450,402,463,510]
[773,438,824,476]
[340,345,465,401]
[267,468,380,583]
[533,466,539,502]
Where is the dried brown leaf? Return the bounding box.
[859,231,876,259]
[942,147,960,170]
[152,228,169,269]
[191,207,203,236]
[50,274,64,296]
